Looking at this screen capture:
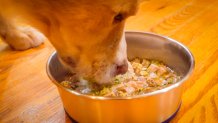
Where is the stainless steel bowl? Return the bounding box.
[46,31,194,123]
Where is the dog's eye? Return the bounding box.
[114,13,124,23]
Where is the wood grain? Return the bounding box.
[0,0,218,122]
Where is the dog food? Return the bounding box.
[61,58,180,97]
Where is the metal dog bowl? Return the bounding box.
[46,31,194,123]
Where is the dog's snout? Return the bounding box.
[116,61,128,75]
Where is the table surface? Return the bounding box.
[0,0,218,122]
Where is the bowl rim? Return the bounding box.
[46,31,195,100]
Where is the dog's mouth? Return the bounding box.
[60,56,76,68]
[58,56,78,76]
[57,55,128,85]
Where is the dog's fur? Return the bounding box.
[0,0,140,84]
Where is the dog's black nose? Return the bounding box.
[116,62,128,75]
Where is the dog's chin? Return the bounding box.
[88,62,118,85]
[93,69,116,85]
[78,65,116,85]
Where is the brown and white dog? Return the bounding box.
[0,0,140,84]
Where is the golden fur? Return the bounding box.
[0,0,140,84]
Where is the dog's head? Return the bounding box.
[41,0,139,84]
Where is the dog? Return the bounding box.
[0,0,140,84]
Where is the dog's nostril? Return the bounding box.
[116,63,128,75]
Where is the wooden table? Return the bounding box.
[0,0,218,122]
